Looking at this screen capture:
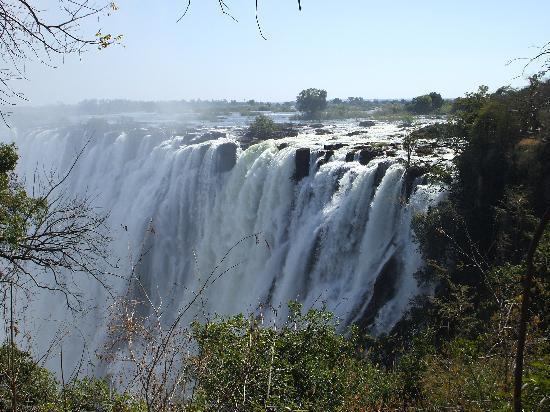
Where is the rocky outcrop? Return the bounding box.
[294,148,310,181]
[347,130,369,137]
[315,150,334,169]
[324,143,347,151]
[216,142,238,173]
[358,147,384,165]
[359,120,376,127]
[374,161,392,188]
[403,164,428,201]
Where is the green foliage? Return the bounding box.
[0,143,48,250]
[407,77,550,410]
[190,302,365,411]
[296,88,328,118]
[247,114,277,139]
[0,344,58,411]
[0,344,144,412]
[53,378,144,412]
[408,92,444,114]
[421,339,511,411]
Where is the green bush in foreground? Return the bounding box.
[0,344,143,412]
[189,302,401,412]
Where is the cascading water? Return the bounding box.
[5,116,446,371]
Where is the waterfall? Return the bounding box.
[6,117,444,370]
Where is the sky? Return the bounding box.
[19,0,550,105]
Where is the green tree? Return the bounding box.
[0,143,111,309]
[246,114,276,138]
[296,88,328,118]
[429,92,444,110]
[409,94,433,114]
[0,344,58,411]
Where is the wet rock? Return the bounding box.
[374,161,392,187]
[358,147,384,165]
[272,127,298,138]
[359,120,376,127]
[315,128,332,135]
[345,151,355,162]
[324,143,347,151]
[347,130,369,137]
[415,145,434,156]
[385,149,397,157]
[357,256,400,329]
[294,148,310,181]
[201,131,226,140]
[403,164,428,201]
[309,123,324,128]
[277,143,289,150]
[316,150,334,169]
[216,142,238,173]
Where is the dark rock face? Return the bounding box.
[315,150,334,169]
[358,147,384,165]
[359,120,376,127]
[403,164,428,201]
[216,142,238,173]
[277,143,289,150]
[294,148,310,181]
[309,123,325,128]
[201,131,227,140]
[324,143,347,151]
[315,128,332,135]
[345,151,355,162]
[356,255,400,329]
[373,161,392,188]
[347,130,369,137]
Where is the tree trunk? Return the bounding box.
[513,208,549,412]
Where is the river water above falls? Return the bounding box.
[5,113,449,371]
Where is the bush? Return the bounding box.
[246,114,276,138]
[189,302,404,411]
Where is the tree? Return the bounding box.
[408,92,444,114]
[296,88,327,118]
[0,1,121,123]
[0,143,111,309]
[409,94,433,114]
[429,92,444,110]
[247,114,276,138]
[0,142,112,411]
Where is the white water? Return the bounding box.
[5,116,445,371]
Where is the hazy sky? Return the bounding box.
[20,0,550,104]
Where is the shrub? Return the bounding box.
[246,114,276,138]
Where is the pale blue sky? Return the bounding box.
[21,0,550,104]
